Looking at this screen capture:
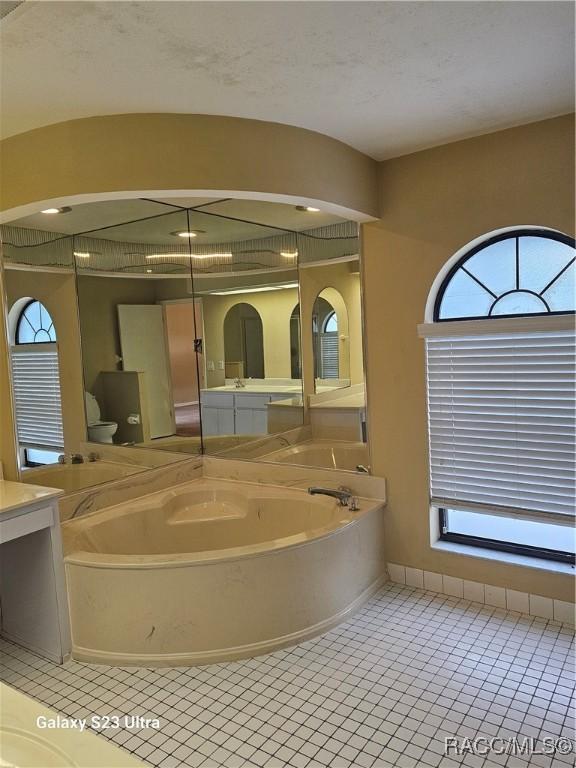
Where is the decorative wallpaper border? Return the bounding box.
[387,562,575,626]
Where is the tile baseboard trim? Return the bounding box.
[386,562,575,626]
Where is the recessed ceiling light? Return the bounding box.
[146,269,153,273]
[280,251,298,258]
[295,205,320,213]
[171,230,204,238]
[73,251,91,259]
[41,206,71,214]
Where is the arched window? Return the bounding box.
[10,299,63,465]
[16,300,57,343]
[435,229,574,320]
[322,311,338,333]
[421,228,575,564]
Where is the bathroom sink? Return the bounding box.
[0,726,76,767]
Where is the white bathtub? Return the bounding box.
[22,461,144,493]
[62,478,386,666]
[262,439,369,471]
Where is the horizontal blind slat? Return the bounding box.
[425,327,576,521]
[10,346,64,451]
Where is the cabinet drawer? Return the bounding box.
[202,392,235,408]
[234,393,271,410]
[0,506,54,544]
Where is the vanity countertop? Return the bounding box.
[0,480,63,515]
[0,683,146,767]
[311,392,366,410]
[202,385,302,394]
[267,395,304,407]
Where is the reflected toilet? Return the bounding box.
[85,391,118,443]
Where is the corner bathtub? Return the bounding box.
[62,478,386,666]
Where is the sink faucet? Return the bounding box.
[308,486,359,511]
[234,377,246,389]
[356,464,370,473]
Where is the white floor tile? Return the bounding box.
[1,582,573,768]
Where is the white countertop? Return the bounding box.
[0,683,146,767]
[311,392,366,409]
[0,480,63,516]
[202,385,302,394]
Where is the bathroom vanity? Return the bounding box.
[200,381,303,435]
[0,480,71,663]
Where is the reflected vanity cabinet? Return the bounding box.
[201,390,293,435]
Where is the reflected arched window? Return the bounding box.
[323,311,338,333]
[16,300,56,343]
[435,230,575,320]
[10,298,63,465]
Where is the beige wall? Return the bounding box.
[0,114,379,220]
[0,266,18,478]
[4,268,86,455]
[77,275,157,400]
[299,261,365,398]
[202,288,300,387]
[362,115,575,601]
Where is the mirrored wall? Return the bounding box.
[1,197,369,494]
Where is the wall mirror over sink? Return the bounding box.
[1,196,371,495]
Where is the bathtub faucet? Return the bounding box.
[308,486,359,511]
[58,453,85,464]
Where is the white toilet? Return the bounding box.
[85,391,118,443]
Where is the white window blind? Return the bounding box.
[320,333,339,378]
[10,343,64,450]
[419,316,576,521]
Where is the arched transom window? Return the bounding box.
[435,230,575,321]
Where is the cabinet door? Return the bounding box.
[218,408,235,435]
[201,407,219,435]
[234,409,254,435]
[252,409,269,435]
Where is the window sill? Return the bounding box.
[432,540,575,576]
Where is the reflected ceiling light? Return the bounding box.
[145,252,232,260]
[191,252,232,260]
[146,269,153,273]
[212,283,299,296]
[295,205,320,213]
[171,230,203,238]
[41,206,71,214]
[145,253,189,259]
[73,251,91,259]
[280,251,298,258]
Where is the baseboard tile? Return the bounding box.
[386,562,575,626]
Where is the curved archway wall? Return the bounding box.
[0,113,377,478]
[0,113,379,221]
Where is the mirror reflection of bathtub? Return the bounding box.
[21,461,145,493]
[261,440,369,472]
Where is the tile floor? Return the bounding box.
[1,583,574,768]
